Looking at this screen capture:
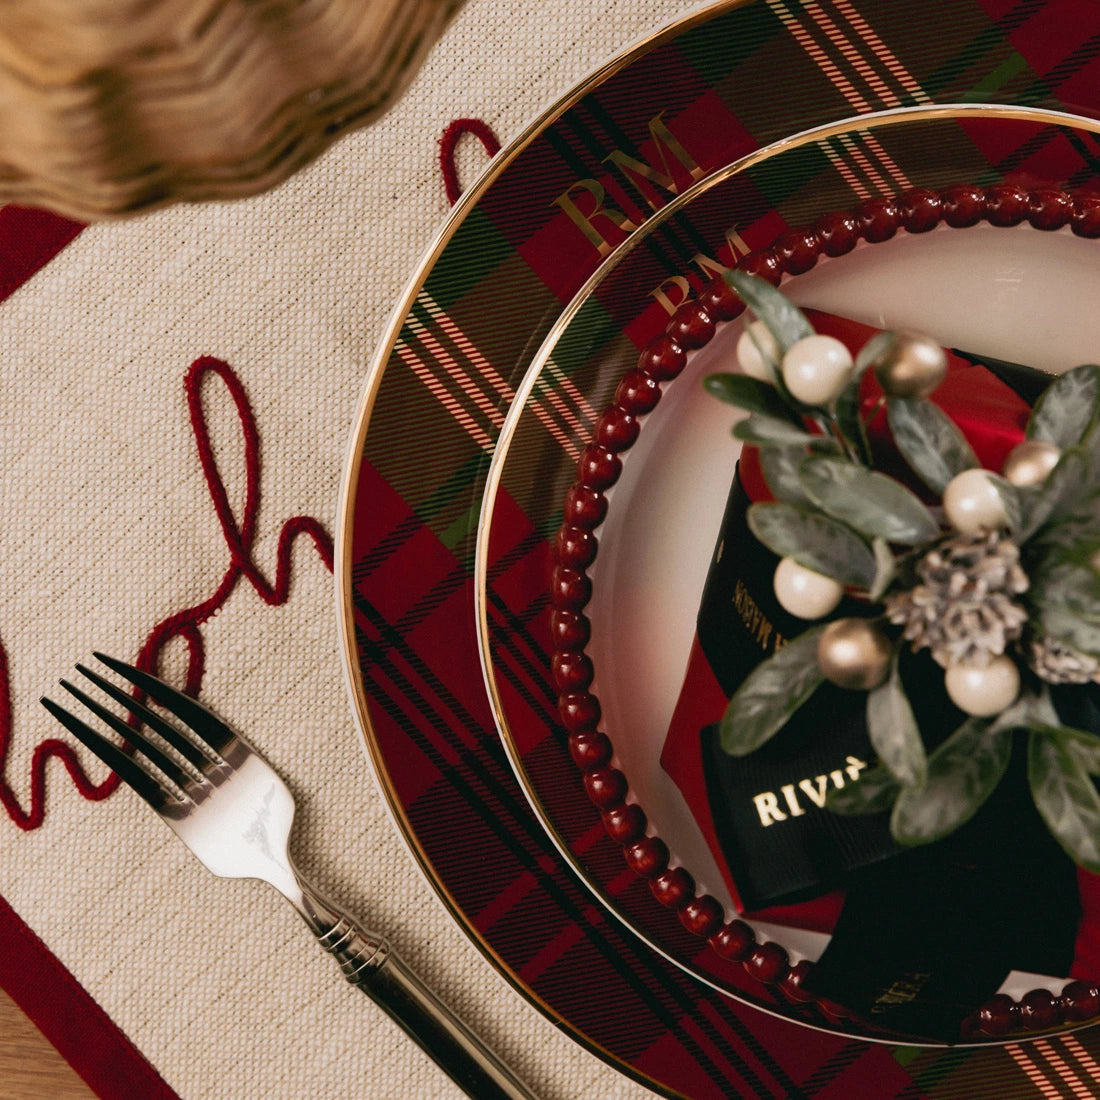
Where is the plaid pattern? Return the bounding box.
[346,1,1100,1095]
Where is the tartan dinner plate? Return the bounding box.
[475,104,1100,1045]
[338,1,1100,1094]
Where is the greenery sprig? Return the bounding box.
[707,270,1100,869]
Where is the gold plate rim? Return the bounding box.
[475,101,1100,1047]
[335,1,752,1090]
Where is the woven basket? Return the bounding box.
[0,0,461,219]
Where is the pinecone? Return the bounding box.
[885,530,1029,668]
[1028,634,1100,685]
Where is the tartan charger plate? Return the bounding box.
[475,107,1100,1046]
[339,2,1100,1095]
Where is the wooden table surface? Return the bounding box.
[0,987,95,1099]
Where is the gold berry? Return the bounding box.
[1002,439,1061,488]
[872,333,947,398]
[816,618,893,691]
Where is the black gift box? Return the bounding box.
[676,343,1091,1037]
[697,467,900,910]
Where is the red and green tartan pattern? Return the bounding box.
[349,1,1100,1095]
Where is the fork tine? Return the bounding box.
[75,663,212,770]
[40,695,170,808]
[60,677,194,791]
[93,652,235,754]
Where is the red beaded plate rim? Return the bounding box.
[548,183,1100,1041]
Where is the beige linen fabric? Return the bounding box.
[0,0,704,1096]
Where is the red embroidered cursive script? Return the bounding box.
[439,118,501,205]
[0,356,334,830]
[1,116,497,831]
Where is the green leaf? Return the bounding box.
[1012,484,1043,537]
[733,415,833,449]
[834,375,872,466]
[1038,605,1100,659]
[886,396,979,495]
[1030,723,1100,777]
[1053,493,1100,545]
[868,536,897,603]
[1042,520,1100,556]
[758,446,814,506]
[725,270,813,354]
[1031,559,1100,660]
[703,373,800,422]
[830,333,890,468]
[1032,559,1100,622]
[1071,731,1100,776]
[1027,363,1100,449]
[720,626,827,756]
[798,456,940,545]
[985,473,1023,538]
[855,330,898,375]
[990,686,1060,733]
[890,717,1011,845]
[825,764,900,815]
[866,655,926,789]
[747,502,876,588]
[1028,729,1100,871]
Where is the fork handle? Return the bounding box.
[357,951,538,1100]
[296,887,537,1099]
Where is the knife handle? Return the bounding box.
[294,879,537,1099]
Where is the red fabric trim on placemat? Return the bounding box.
[0,206,83,304]
[0,892,178,1099]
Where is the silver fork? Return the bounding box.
[41,653,536,1100]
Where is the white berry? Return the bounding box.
[942,469,1008,534]
[737,320,780,382]
[782,334,853,406]
[773,556,843,619]
[944,656,1020,717]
